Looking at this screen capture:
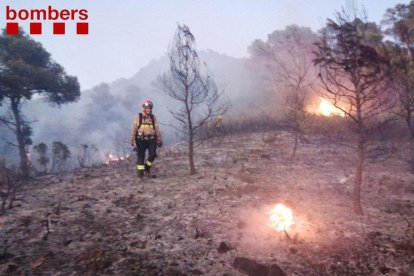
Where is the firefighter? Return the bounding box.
[130,99,162,178]
[213,115,224,136]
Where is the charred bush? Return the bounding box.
[0,159,24,215]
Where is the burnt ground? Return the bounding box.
[0,130,413,275]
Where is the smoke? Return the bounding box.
[0,49,284,169]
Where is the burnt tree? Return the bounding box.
[158,24,228,174]
[249,25,318,157]
[314,6,393,215]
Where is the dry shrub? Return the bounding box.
[305,114,349,137]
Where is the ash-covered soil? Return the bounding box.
[0,131,413,275]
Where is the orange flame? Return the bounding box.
[317,99,345,117]
[105,153,130,165]
[269,203,294,232]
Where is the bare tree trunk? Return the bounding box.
[11,99,29,177]
[188,120,196,174]
[404,108,414,172]
[290,89,306,159]
[292,131,299,158]
[188,138,195,175]
[353,137,364,215]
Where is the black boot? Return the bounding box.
[145,166,156,178]
[136,170,144,178]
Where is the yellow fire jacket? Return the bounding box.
[130,113,162,146]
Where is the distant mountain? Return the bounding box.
[108,49,259,112]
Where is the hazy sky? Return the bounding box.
[1,0,408,90]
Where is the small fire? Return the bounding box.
[105,153,130,165]
[269,203,294,232]
[318,99,345,117]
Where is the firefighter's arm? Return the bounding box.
[130,116,139,147]
[154,115,162,146]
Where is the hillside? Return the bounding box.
[0,130,413,275]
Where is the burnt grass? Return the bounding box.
[0,130,413,275]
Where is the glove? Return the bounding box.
[131,140,137,151]
[157,140,163,147]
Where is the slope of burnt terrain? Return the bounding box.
[1,131,413,275]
